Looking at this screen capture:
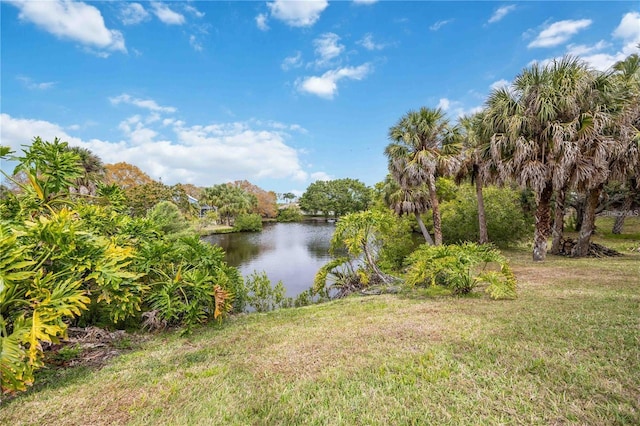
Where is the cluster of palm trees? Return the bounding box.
[384,53,639,261]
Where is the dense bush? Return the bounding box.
[0,140,243,395]
[404,243,517,299]
[234,213,263,232]
[440,185,532,247]
[147,201,192,237]
[277,205,303,222]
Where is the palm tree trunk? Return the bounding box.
[533,182,553,262]
[573,196,585,231]
[475,175,488,244]
[612,191,633,234]
[427,177,443,245]
[550,188,566,255]
[414,212,434,245]
[572,184,603,257]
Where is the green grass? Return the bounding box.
[2,227,639,425]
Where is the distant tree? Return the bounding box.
[104,162,153,190]
[282,192,296,204]
[126,181,174,217]
[299,179,372,219]
[202,184,257,225]
[299,181,331,217]
[67,146,105,195]
[231,180,278,218]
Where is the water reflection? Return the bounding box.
[203,222,335,297]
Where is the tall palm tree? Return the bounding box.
[608,54,640,235]
[385,107,459,245]
[485,56,599,261]
[381,175,434,244]
[457,112,496,244]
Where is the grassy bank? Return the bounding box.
[2,225,639,425]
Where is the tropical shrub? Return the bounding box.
[244,271,286,312]
[0,140,245,393]
[234,213,263,232]
[440,185,532,247]
[147,201,192,237]
[314,210,401,298]
[277,205,303,222]
[404,243,517,299]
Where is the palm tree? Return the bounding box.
[385,107,459,245]
[485,57,599,261]
[457,112,496,244]
[381,175,434,244]
[202,184,256,226]
[67,146,105,195]
[608,54,640,236]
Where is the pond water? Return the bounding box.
[203,222,335,297]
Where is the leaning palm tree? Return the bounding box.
[485,56,599,261]
[385,107,460,245]
[381,174,434,244]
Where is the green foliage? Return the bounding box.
[440,185,532,246]
[202,184,257,226]
[148,265,232,331]
[315,210,400,298]
[405,243,517,299]
[147,201,192,237]
[299,178,372,218]
[276,205,303,222]
[244,271,286,312]
[0,138,245,393]
[377,214,419,273]
[233,213,263,232]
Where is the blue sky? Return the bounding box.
[1,1,639,195]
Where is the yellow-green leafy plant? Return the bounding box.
[405,242,517,299]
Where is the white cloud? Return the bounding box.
[613,11,640,41]
[17,76,56,90]
[353,0,378,4]
[310,171,333,181]
[357,33,388,50]
[489,79,510,91]
[530,12,640,72]
[189,35,203,52]
[436,98,481,118]
[119,3,149,25]
[313,33,345,67]
[109,94,177,113]
[488,5,516,24]
[528,19,592,48]
[437,98,451,111]
[296,64,372,99]
[6,0,126,55]
[282,51,303,71]
[267,0,328,28]
[256,13,269,31]
[151,2,185,25]
[184,5,204,18]
[430,20,453,31]
[566,40,609,56]
[1,113,311,186]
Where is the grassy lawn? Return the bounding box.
[2,219,639,425]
